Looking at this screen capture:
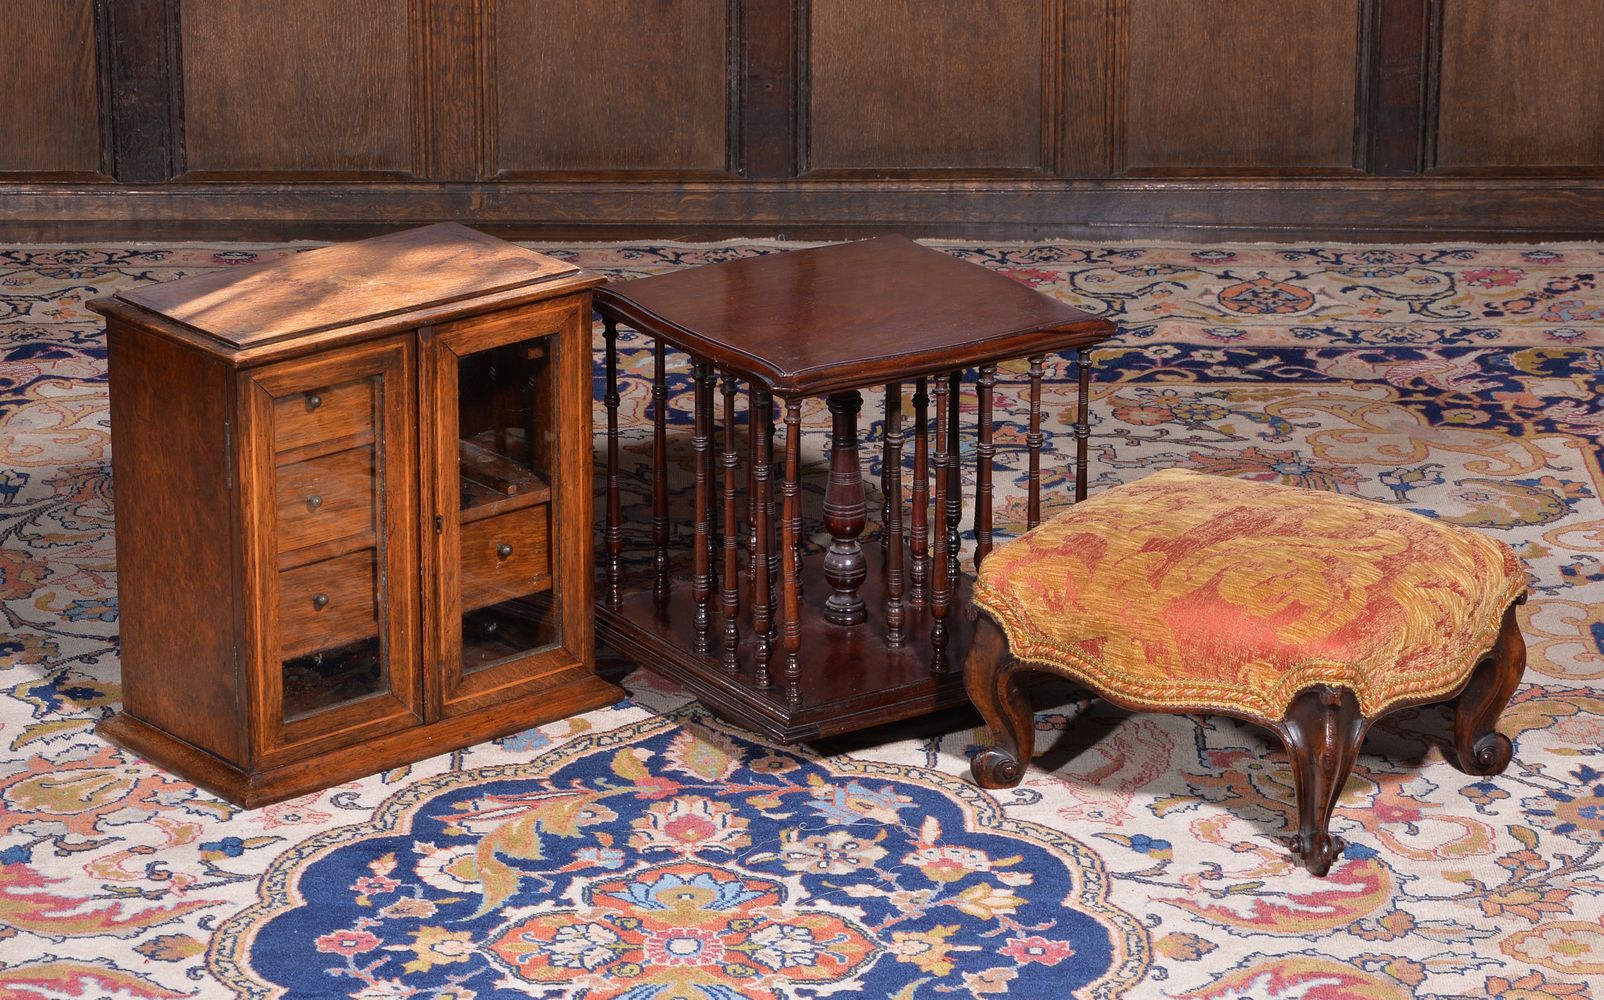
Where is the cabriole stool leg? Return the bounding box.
[965,615,1033,790]
[1272,686,1369,877]
[1453,600,1527,776]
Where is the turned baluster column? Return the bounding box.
[790,401,804,597]
[652,341,669,602]
[909,378,929,607]
[752,389,775,687]
[822,391,868,626]
[945,371,962,581]
[1075,348,1093,502]
[781,398,803,703]
[691,359,713,654]
[747,386,759,560]
[603,318,623,608]
[767,395,782,605]
[703,368,720,591]
[884,383,906,645]
[1027,355,1045,529]
[974,364,996,569]
[930,375,951,668]
[720,375,741,673]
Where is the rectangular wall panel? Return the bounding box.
[491,0,730,175]
[1435,0,1604,172]
[0,0,101,175]
[1122,0,1362,173]
[180,0,417,177]
[806,0,1046,173]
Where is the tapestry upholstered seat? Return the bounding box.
[963,468,1528,876]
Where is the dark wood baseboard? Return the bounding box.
[8,178,1604,243]
[96,673,625,808]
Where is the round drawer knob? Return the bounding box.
[496,543,514,560]
[306,392,323,411]
[311,593,329,611]
[306,494,323,512]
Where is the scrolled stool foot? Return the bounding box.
[972,748,1025,789]
[1452,604,1525,778]
[1462,731,1513,776]
[1290,832,1346,877]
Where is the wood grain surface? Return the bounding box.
[116,223,577,347]
[597,235,1112,395]
[179,0,416,177]
[0,0,101,176]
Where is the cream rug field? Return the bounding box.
[1,240,1601,998]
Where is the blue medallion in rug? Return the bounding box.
[209,712,1149,998]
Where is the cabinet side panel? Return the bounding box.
[108,325,242,763]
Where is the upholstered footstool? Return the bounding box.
[964,468,1528,876]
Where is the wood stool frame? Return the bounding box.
[964,597,1528,876]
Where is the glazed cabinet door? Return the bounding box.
[420,296,595,718]
[237,336,422,765]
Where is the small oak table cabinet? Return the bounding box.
[91,223,621,806]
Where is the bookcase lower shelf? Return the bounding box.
[598,549,975,743]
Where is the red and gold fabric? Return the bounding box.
[973,468,1526,723]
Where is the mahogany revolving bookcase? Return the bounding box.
[594,237,1116,741]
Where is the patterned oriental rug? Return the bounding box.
[1,239,1601,999]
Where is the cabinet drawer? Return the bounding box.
[276,446,375,564]
[273,379,374,459]
[280,549,379,660]
[460,502,551,612]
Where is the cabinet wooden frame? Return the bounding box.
[236,335,423,767]
[91,224,622,807]
[419,295,596,718]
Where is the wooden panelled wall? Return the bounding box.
[6,0,1604,240]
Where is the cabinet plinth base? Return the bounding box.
[598,549,975,743]
[98,673,624,809]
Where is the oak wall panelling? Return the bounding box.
[1433,0,1604,174]
[1120,0,1363,174]
[490,0,733,177]
[7,0,1604,240]
[178,0,420,179]
[0,0,103,178]
[804,0,1051,175]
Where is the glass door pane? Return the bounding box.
[455,334,560,672]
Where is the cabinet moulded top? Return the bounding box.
[93,222,593,360]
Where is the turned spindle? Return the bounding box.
[752,389,775,686]
[781,398,803,703]
[703,367,719,591]
[652,340,669,602]
[720,375,741,673]
[884,383,906,645]
[910,377,929,606]
[946,371,961,582]
[790,401,804,596]
[1075,348,1093,502]
[931,374,951,669]
[1027,354,1044,529]
[603,318,623,608]
[767,395,781,604]
[822,390,868,626]
[747,385,759,560]
[691,359,713,653]
[975,364,996,569]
